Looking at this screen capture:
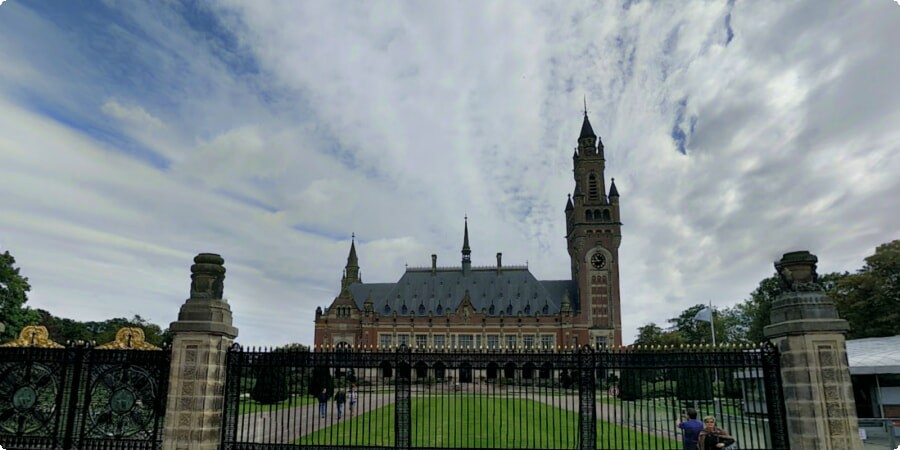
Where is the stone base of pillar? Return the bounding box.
[769,332,862,450]
[162,332,234,450]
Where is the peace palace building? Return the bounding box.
[314,110,623,350]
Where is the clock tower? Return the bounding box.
[565,108,623,346]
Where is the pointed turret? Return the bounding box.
[341,234,360,290]
[565,194,574,212]
[347,234,359,267]
[461,217,471,273]
[578,99,600,156]
[580,113,596,139]
[609,178,620,199]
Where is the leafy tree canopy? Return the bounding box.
[0,249,41,341]
[833,240,900,339]
[634,239,897,345]
[633,322,684,346]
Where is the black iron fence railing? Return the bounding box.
[0,345,171,450]
[220,344,789,450]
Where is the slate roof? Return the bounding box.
[846,335,900,375]
[348,266,577,318]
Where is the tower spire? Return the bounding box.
[347,233,358,267]
[580,110,596,139]
[462,216,471,271]
[342,233,360,290]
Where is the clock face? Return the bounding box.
[591,253,606,269]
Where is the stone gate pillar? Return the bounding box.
[162,253,238,450]
[764,251,861,450]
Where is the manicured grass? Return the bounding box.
[239,395,315,414]
[297,396,680,449]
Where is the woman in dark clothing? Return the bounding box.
[698,416,735,450]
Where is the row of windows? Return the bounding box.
[333,306,354,318]
[585,209,612,221]
[378,333,556,349]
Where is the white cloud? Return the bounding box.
[0,0,898,346]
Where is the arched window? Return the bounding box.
[486,363,499,380]
[436,305,443,315]
[522,363,536,380]
[415,361,428,379]
[585,210,593,221]
[418,304,425,315]
[504,363,517,379]
[434,362,447,380]
[401,304,408,315]
[588,173,599,200]
[603,209,611,221]
[380,361,393,378]
[383,304,391,314]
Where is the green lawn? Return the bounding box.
[297,396,680,449]
[239,395,315,414]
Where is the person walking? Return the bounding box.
[678,408,704,450]
[334,389,347,420]
[317,388,329,419]
[348,385,358,417]
[698,416,735,450]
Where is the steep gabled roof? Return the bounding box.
[347,267,576,317]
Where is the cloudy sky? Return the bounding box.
[1,0,898,346]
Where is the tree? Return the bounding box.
[35,312,169,347]
[735,276,782,344]
[251,365,290,404]
[674,367,714,401]
[833,240,900,339]
[667,304,747,345]
[617,368,644,401]
[308,365,334,398]
[737,272,847,343]
[0,250,41,341]
[633,323,685,346]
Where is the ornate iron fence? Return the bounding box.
[220,344,789,450]
[0,329,170,450]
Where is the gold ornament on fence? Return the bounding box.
[0,325,64,348]
[95,327,162,350]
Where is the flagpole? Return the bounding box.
[710,300,721,419]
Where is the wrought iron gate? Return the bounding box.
[220,343,789,450]
[0,340,170,449]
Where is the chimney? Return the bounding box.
[432,254,437,275]
[496,252,502,274]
